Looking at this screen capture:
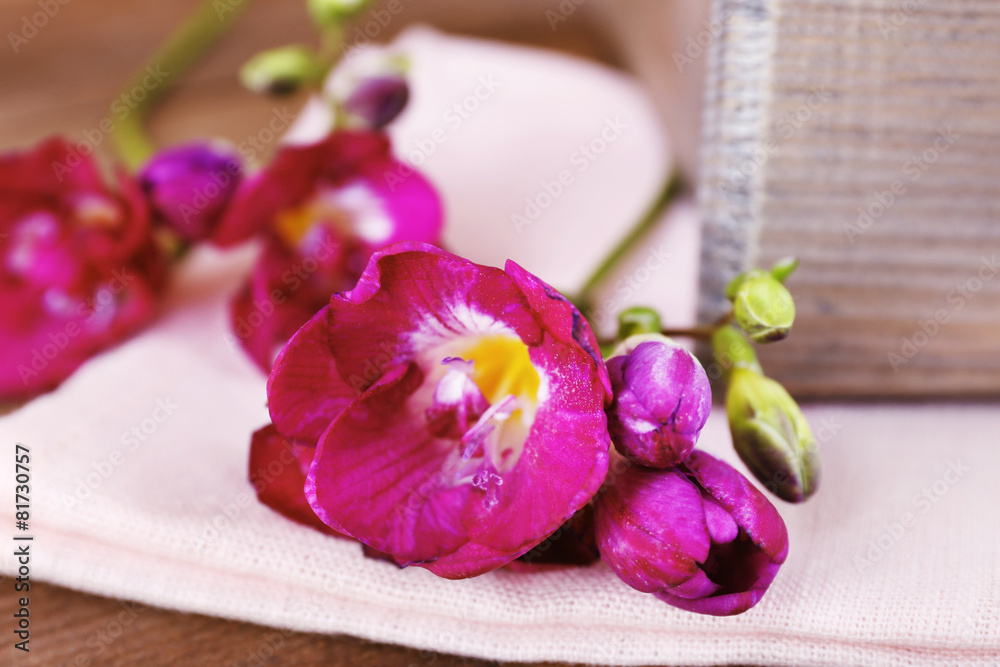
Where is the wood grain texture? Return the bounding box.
[698,0,1000,398]
[0,0,619,160]
[0,582,581,666]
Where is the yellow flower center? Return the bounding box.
[274,183,394,248]
[460,334,540,408]
[274,200,341,247]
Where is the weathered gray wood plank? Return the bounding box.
[699,0,1000,398]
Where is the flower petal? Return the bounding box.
[306,362,472,565]
[296,246,611,577]
[326,244,541,392]
[595,465,708,593]
[504,259,612,400]
[686,450,789,564]
[249,424,342,537]
[460,334,611,554]
[267,305,357,446]
[212,130,441,250]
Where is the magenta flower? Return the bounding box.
[0,137,166,402]
[606,335,711,468]
[139,142,242,242]
[248,424,344,537]
[263,244,611,578]
[213,131,443,371]
[595,451,788,616]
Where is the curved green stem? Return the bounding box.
[659,325,717,340]
[110,0,254,170]
[574,170,685,315]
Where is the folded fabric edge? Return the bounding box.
[1,520,994,666]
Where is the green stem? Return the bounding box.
[318,22,345,64]
[660,325,717,340]
[110,0,254,171]
[574,170,685,314]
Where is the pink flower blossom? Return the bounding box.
[0,137,166,401]
[606,335,712,468]
[595,451,789,615]
[214,131,443,371]
[262,243,611,578]
[139,142,243,242]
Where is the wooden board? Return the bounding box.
[698,0,1000,398]
[0,581,571,666]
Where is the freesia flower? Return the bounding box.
[605,334,711,468]
[0,137,166,402]
[595,451,788,616]
[139,141,242,242]
[262,243,611,578]
[214,131,443,371]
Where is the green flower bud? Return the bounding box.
[307,0,370,27]
[769,256,799,283]
[724,270,750,301]
[240,46,323,96]
[726,367,819,502]
[710,325,762,375]
[616,306,662,340]
[732,271,795,343]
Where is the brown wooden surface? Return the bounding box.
[0,2,633,665]
[0,0,620,159]
[698,0,1000,398]
[0,581,594,666]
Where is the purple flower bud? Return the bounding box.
[595,451,789,616]
[343,74,409,129]
[606,336,711,468]
[139,142,243,242]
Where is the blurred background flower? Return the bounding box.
[0,137,166,401]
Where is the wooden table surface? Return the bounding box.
[0,1,638,665]
[1,581,597,666]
